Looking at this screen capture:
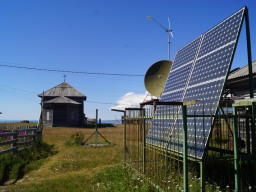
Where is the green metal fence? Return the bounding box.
[123,99,256,192]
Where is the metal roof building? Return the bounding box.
[225,60,256,97]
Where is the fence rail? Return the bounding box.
[0,127,40,155]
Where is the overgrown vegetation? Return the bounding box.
[91,165,155,192]
[65,132,84,145]
[0,142,56,185]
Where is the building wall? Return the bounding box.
[67,97,85,125]
[41,96,85,127]
[42,108,53,127]
[42,104,81,127]
[53,105,79,127]
[52,105,67,127]
[66,106,80,126]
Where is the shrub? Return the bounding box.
[65,132,84,146]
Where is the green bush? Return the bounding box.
[65,132,84,146]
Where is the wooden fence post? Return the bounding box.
[11,130,17,153]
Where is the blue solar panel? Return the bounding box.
[161,36,202,102]
[147,105,175,145]
[147,7,245,159]
[197,8,245,58]
[182,7,245,158]
[146,37,202,145]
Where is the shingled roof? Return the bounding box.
[38,82,86,99]
[44,96,81,105]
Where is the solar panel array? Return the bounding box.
[146,7,245,159]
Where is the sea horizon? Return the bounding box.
[0,119,121,124]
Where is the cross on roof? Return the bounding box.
[63,75,67,82]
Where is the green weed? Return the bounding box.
[65,132,84,146]
[0,142,57,185]
[91,165,155,192]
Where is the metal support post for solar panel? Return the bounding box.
[200,161,205,192]
[252,102,256,188]
[142,109,146,174]
[232,105,240,192]
[245,7,254,98]
[182,104,188,192]
[252,102,256,156]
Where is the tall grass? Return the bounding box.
[0,125,127,191]
[0,142,56,185]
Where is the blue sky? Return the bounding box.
[0,0,256,121]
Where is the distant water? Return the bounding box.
[0,120,120,124]
[0,120,38,123]
[101,120,122,124]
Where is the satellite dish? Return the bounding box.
[144,60,172,97]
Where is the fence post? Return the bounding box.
[200,161,205,192]
[182,104,188,192]
[11,130,17,153]
[233,106,240,192]
[37,124,42,142]
[32,129,35,144]
[142,109,146,174]
[124,111,127,168]
[25,129,27,143]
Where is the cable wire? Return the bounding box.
[0,63,144,77]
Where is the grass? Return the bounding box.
[0,124,152,192]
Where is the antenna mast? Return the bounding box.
[147,16,173,60]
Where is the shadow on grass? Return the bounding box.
[0,142,58,185]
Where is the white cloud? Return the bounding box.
[111,92,148,110]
